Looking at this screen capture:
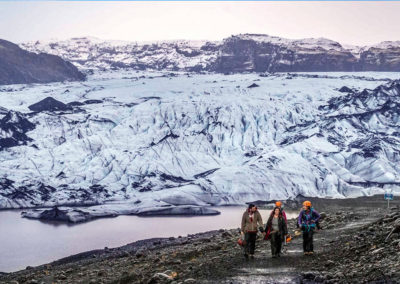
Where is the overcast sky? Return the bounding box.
[1,1,400,46]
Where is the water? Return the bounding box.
[0,207,299,273]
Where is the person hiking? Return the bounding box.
[241,204,264,259]
[271,201,287,223]
[264,207,288,258]
[298,201,321,255]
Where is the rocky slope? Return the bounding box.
[302,208,400,283]
[20,34,400,73]
[0,39,85,85]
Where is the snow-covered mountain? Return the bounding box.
[20,37,219,72]
[0,71,400,221]
[20,34,400,73]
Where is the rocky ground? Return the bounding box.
[1,197,399,284]
[302,208,400,283]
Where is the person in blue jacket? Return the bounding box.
[298,200,320,255]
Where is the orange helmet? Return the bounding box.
[275,201,282,207]
[303,201,312,207]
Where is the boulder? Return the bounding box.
[28,97,72,112]
[247,83,260,88]
[338,86,354,93]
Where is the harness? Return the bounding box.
[301,209,316,232]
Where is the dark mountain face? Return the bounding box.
[213,36,400,73]
[213,36,358,73]
[0,39,85,85]
[359,47,400,71]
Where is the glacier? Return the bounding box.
[1,71,400,221]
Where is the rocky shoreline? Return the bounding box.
[1,197,399,284]
[20,205,220,223]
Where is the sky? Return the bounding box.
[1,1,400,46]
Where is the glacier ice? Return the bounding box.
[1,71,400,221]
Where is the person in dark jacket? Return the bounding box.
[241,204,264,259]
[264,207,288,258]
[298,200,321,255]
[268,201,287,223]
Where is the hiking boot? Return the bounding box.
[304,252,309,255]
[309,251,314,255]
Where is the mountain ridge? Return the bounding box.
[20,33,400,72]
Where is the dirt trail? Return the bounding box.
[213,213,379,284]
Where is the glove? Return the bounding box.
[259,226,264,233]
